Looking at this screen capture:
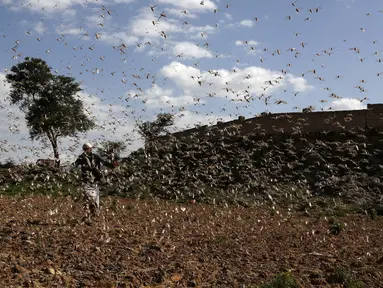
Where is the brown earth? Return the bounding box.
[0,196,382,288]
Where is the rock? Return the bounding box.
[326,273,341,284]
[187,280,197,287]
[309,269,323,279]
[310,278,326,285]
[12,264,29,274]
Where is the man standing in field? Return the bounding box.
[73,142,119,220]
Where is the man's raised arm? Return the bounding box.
[94,153,119,169]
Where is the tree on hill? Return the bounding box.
[136,113,174,146]
[96,140,127,162]
[0,158,16,169]
[5,57,96,167]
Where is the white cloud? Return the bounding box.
[20,20,48,35]
[55,23,91,41]
[57,26,85,36]
[286,75,313,93]
[165,8,198,18]
[62,8,77,19]
[146,95,196,108]
[327,98,367,111]
[91,8,180,48]
[34,21,47,34]
[160,61,313,101]
[171,110,231,131]
[225,13,233,20]
[91,7,219,57]
[130,9,182,40]
[235,40,262,55]
[187,24,216,33]
[172,41,213,59]
[112,0,136,3]
[85,14,113,28]
[44,4,218,58]
[156,0,216,12]
[240,20,255,27]
[4,0,136,13]
[188,24,216,39]
[99,31,139,46]
[127,84,198,108]
[235,40,259,46]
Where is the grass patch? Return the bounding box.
[327,267,365,288]
[367,208,377,220]
[257,272,299,288]
[0,180,79,197]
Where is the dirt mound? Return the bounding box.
[114,128,383,206]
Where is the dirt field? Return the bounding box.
[0,196,382,288]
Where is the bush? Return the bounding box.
[329,221,345,235]
[258,272,299,288]
[328,267,365,288]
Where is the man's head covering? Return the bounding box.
[83,142,93,150]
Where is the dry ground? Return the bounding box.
[0,196,382,287]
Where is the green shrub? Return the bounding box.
[258,272,299,288]
[329,221,345,235]
[330,267,364,288]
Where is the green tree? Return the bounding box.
[5,57,96,167]
[96,140,127,162]
[136,113,174,145]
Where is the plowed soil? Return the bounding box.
[0,196,382,287]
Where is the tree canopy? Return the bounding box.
[96,140,127,162]
[136,113,175,145]
[5,57,96,166]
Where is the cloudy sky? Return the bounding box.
[0,0,382,163]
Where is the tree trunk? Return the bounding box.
[53,143,60,168]
[47,129,60,168]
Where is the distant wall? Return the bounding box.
[366,103,383,129]
[160,103,383,141]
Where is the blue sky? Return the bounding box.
[1,0,383,163]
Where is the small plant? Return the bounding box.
[368,208,377,220]
[214,235,227,244]
[125,203,135,210]
[339,248,347,259]
[329,220,345,235]
[110,198,118,211]
[269,208,277,217]
[329,267,365,288]
[258,272,299,288]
